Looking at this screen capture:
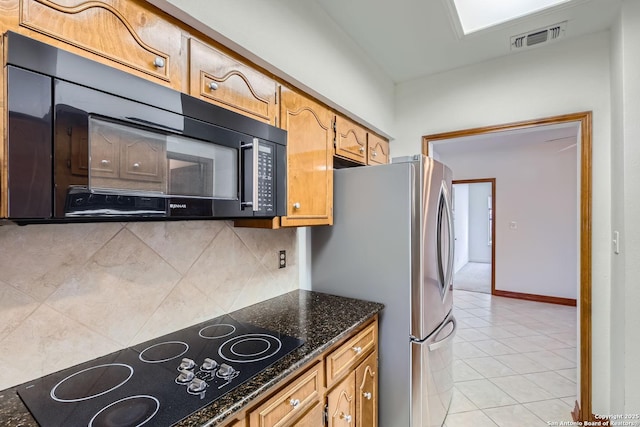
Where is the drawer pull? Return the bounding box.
[359,146,365,153]
[153,57,165,68]
[209,81,219,91]
[100,159,110,166]
[352,346,362,354]
[289,398,300,408]
[372,151,378,157]
[363,391,372,400]
[133,162,141,169]
[340,413,352,423]
[293,202,301,209]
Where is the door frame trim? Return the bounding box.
[452,178,496,296]
[422,111,592,419]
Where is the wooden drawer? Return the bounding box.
[326,322,377,386]
[189,38,278,125]
[249,362,323,427]
[367,133,389,165]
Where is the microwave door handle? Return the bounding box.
[240,138,259,211]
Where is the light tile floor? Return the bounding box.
[444,290,578,427]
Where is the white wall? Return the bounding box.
[395,31,612,411]
[149,0,395,138]
[453,184,470,272]
[435,139,577,299]
[610,0,640,413]
[468,183,492,263]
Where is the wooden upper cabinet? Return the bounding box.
[189,39,278,125]
[367,133,389,165]
[19,0,184,89]
[279,86,333,227]
[334,114,367,165]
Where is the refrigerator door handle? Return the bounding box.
[436,181,455,298]
[428,315,457,352]
[442,183,455,292]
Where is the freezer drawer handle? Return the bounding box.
[352,346,362,354]
[428,316,457,352]
[363,392,372,400]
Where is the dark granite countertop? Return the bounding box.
[0,290,384,427]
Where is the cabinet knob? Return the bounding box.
[289,398,300,408]
[133,162,141,169]
[352,346,362,354]
[100,159,110,166]
[209,81,219,91]
[340,413,352,423]
[153,57,165,68]
[372,151,378,157]
[363,392,372,400]
[293,202,301,209]
[359,146,365,153]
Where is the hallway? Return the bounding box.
[445,290,577,426]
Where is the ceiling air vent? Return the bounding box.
[510,21,567,51]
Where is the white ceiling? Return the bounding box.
[431,122,580,157]
[314,0,621,83]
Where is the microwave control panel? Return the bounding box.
[257,143,274,212]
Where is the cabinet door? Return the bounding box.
[279,87,333,227]
[367,133,389,165]
[355,352,377,427]
[335,114,367,164]
[189,39,278,125]
[19,0,184,89]
[326,372,356,427]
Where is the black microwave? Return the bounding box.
[4,32,286,223]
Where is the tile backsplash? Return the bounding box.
[0,221,298,390]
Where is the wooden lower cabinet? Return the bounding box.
[355,352,378,427]
[326,352,378,427]
[326,372,356,427]
[243,319,378,427]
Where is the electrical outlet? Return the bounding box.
[279,250,286,268]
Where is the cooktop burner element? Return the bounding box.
[219,334,282,363]
[138,341,189,364]
[17,315,304,427]
[198,324,236,339]
[50,363,134,403]
[89,395,159,427]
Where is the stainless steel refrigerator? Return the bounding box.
[311,155,456,427]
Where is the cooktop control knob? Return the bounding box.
[187,378,207,394]
[218,364,234,376]
[201,358,218,371]
[176,368,195,384]
[179,358,195,370]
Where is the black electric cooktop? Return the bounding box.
[17,315,304,426]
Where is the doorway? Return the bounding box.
[422,111,592,420]
[452,179,496,295]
